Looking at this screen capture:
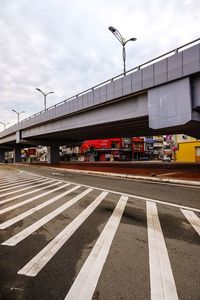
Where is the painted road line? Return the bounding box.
[0,174,42,186]
[64,195,128,300]
[181,209,200,236]
[0,177,49,193]
[147,201,178,300]
[0,181,63,214]
[0,174,44,185]
[52,173,65,176]
[0,178,50,197]
[0,171,45,181]
[0,179,57,205]
[0,184,81,229]
[17,191,108,276]
[4,187,92,247]
[0,176,42,188]
[0,178,35,189]
[20,170,66,183]
[18,171,200,212]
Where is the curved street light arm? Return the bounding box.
[12,109,18,114]
[36,88,46,96]
[46,91,54,96]
[36,88,54,97]
[12,110,25,114]
[108,26,124,45]
[124,37,137,45]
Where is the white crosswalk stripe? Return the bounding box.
[147,201,178,300]
[0,180,60,210]
[3,187,91,246]
[17,191,108,276]
[0,176,43,188]
[0,173,47,187]
[180,209,200,236]
[0,180,58,205]
[0,177,49,193]
[64,194,128,300]
[0,172,199,300]
[0,178,52,198]
[0,172,42,182]
[0,183,74,229]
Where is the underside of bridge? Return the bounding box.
[19,117,200,145]
[1,115,199,153]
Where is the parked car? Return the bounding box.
[162,155,171,162]
[139,156,150,161]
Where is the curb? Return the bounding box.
[45,166,200,187]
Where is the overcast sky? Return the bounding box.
[0,0,199,130]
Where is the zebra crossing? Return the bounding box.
[0,170,199,300]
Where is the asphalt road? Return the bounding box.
[0,164,199,300]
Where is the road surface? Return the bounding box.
[0,165,199,300]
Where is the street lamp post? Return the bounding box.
[108,26,137,76]
[0,121,9,130]
[12,110,25,124]
[36,88,54,111]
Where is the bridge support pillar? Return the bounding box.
[47,145,60,164]
[0,150,5,162]
[14,146,21,163]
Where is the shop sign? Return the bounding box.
[132,143,144,152]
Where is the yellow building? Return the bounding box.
[176,141,200,162]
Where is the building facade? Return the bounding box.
[176,141,200,162]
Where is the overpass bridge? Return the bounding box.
[0,38,200,163]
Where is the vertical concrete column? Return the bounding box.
[14,146,21,163]
[47,145,60,164]
[0,150,5,162]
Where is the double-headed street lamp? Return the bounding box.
[36,88,54,111]
[0,121,9,130]
[12,109,25,124]
[108,26,137,76]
